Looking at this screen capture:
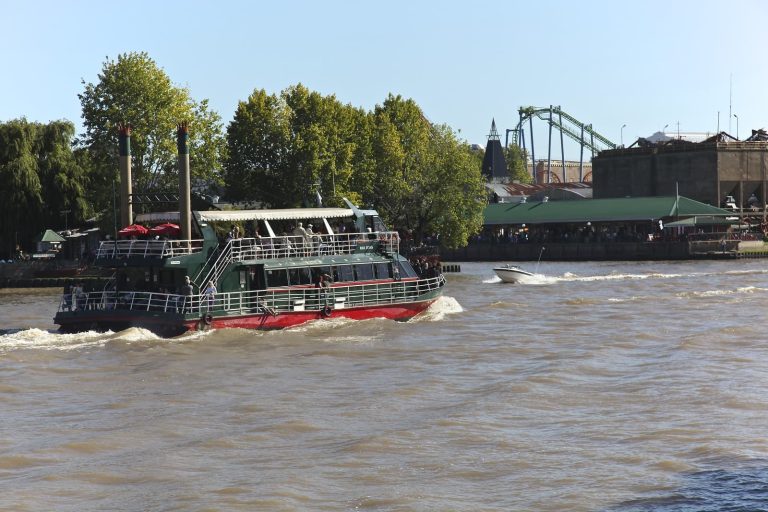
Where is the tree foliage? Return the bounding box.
[0,119,89,256]
[224,89,485,248]
[504,143,532,183]
[79,52,225,213]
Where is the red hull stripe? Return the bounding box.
[184,300,436,331]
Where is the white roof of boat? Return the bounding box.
[136,208,355,223]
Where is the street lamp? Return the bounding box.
[733,114,739,140]
[662,124,669,136]
[620,124,627,147]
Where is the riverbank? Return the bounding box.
[0,260,111,289]
[440,240,768,262]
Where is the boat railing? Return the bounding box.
[229,231,400,261]
[96,239,204,259]
[197,242,233,289]
[57,274,445,316]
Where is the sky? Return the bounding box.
[4,0,768,161]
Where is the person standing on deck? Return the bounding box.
[293,222,308,255]
[179,275,194,312]
[203,280,217,311]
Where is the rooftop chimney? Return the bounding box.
[177,122,192,243]
[118,124,133,227]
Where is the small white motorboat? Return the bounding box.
[493,264,535,283]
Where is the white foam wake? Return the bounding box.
[0,328,108,352]
[412,295,463,322]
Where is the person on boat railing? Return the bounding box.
[178,275,194,313]
[203,280,217,311]
[291,222,307,255]
[63,280,73,311]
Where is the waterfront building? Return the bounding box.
[593,130,768,210]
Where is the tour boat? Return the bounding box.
[53,203,445,337]
[493,264,535,283]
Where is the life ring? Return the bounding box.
[321,305,332,317]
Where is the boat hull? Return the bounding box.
[54,298,438,336]
[183,299,436,331]
[493,267,534,283]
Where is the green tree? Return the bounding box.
[225,84,365,208]
[504,143,531,183]
[373,95,485,248]
[282,84,360,208]
[224,87,485,248]
[0,119,89,257]
[224,88,291,207]
[79,52,225,213]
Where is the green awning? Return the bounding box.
[664,216,748,228]
[484,196,733,225]
[36,229,66,243]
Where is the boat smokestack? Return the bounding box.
[118,124,133,227]
[177,122,192,242]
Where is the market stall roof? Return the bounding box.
[137,208,355,223]
[664,216,748,228]
[36,229,66,243]
[483,196,733,225]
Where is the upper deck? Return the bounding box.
[229,232,400,261]
[95,231,400,262]
[96,239,205,259]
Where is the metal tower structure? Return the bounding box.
[514,106,617,183]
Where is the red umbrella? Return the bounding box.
[148,223,181,236]
[118,224,149,237]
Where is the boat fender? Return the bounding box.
[321,305,332,317]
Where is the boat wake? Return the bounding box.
[676,286,768,299]
[0,328,109,352]
[558,267,768,283]
[0,326,214,353]
[412,295,463,322]
[486,274,558,285]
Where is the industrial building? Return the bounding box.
[592,130,768,210]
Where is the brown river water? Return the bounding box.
[1,260,768,511]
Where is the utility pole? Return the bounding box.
[60,209,71,231]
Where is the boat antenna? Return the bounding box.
[535,247,545,274]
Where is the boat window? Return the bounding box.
[249,265,266,290]
[355,263,374,281]
[396,260,418,278]
[288,267,312,286]
[337,265,354,282]
[371,216,388,232]
[374,262,391,279]
[266,268,289,287]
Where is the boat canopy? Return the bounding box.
[137,208,355,224]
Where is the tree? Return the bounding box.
[224,87,485,248]
[224,88,291,207]
[372,95,485,248]
[225,84,365,208]
[504,143,532,183]
[0,119,89,257]
[79,52,225,214]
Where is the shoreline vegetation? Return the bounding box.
[1,52,489,262]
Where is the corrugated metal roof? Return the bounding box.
[484,196,733,225]
[198,208,353,222]
[137,208,355,223]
